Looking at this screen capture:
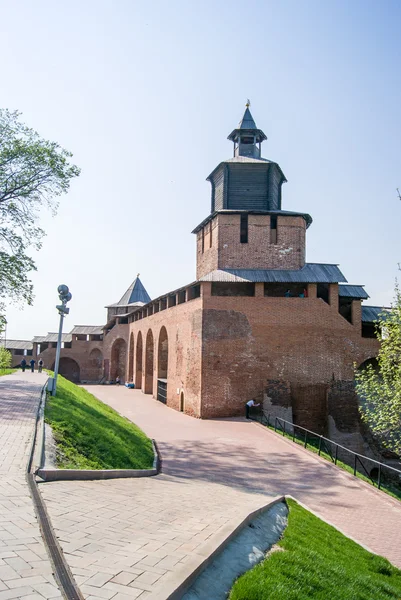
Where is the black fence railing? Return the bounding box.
[249,410,401,494]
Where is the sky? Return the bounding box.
[1,0,401,340]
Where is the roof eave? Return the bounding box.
[192,209,313,234]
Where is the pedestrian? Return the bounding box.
[38,358,44,373]
[284,289,292,297]
[246,398,260,419]
[115,376,120,385]
[29,358,36,373]
[20,358,27,372]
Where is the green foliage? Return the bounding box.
[0,346,12,368]
[355,284,401,456]
[230,499,401,600]
[45,375,154,470]
[0,109,80,320]
[0,369,16,376]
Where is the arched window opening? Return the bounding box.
[58,357,80,384]
[135,332,143,389]
[157,327,168,404]
[111,338,127,383]
[128,333,134,382]
[145,329,154,394]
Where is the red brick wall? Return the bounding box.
[34,340,105,383]
[200,290,379,424]
[196,217,219,279]
[127,297,203,417]
[196,213,306,279]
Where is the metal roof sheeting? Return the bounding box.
[199,263,347,284]
[106,301,144,309]
[71,326,103,335]
[338,285,369,299]
[0,340,33,350]
[111,276,151,307]
[33,333,72,343]
[238,107,258,130]
[362,306,390,323]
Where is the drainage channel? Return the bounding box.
[182,500,288,600]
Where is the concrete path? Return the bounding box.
[40,386,401,600]
[0,372,61,600]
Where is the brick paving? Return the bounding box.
[38,385,401,600]
[0,372,61,599]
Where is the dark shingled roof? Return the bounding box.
[107,276,151,307]
[339,285,369,299]
[199,263,347,284]
[362,306,390,323]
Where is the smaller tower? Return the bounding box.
[227,101,267,159]
[193,104,312,279]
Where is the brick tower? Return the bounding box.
[194,102,312,278]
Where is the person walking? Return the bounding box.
[29,358,36,373]
[38,359,43,373]
[20,358,27,372]
[246,398,260,419]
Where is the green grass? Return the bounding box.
[45,375,154,470]
[230,498,401,600]
[0,368,17,376]
[255,417,401,501]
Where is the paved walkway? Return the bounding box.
[0,372,62,600]
[39,386,401,600]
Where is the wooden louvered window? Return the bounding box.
[240,214,248,243]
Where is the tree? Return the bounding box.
[0,109,80,326]
[355,284,401,456]
[0,347,12,369]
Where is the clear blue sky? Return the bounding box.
[2,0,401,340]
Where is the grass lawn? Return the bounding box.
[45,375,154,470]
[229,499,401,600]
[0,369,17,376]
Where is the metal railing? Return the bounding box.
[249,410,401,494]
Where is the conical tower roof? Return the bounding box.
[116,275,151,306]
[238,106,257,130]
[228,102,267,143]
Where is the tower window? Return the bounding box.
[241,136,253,144]
[270,215,277,244]
[240,214,248,244]
[201,228,205,253]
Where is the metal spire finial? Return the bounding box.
[137,273,140,278]
[246,99,251,108]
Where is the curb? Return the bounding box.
[149,495,285,600]
[34,393,161,482]
[26,381,84,600]
[284,494,380,558]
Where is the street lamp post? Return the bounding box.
[51,284,72,397]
